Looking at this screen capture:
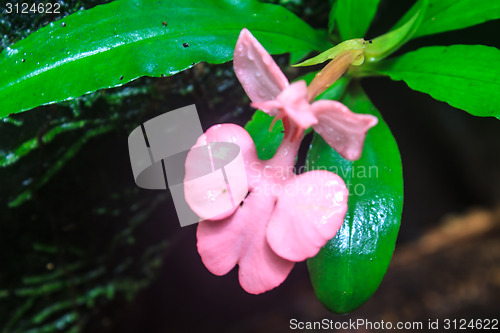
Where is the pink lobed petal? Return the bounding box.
[193,124,295,294]
[266,170,348,262]
[250,100,282,117]
[184,124,255,221]
[197,214,243,276]
[311,100,378,161]
[199,189,294,294]
[233,29,289,103]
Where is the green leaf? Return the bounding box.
[306,82,403,314]
[0,0,329,117]
[394,0,500,39]
[334,0,381,40]
[328,2,337,33]
[289,49,313,66]
[297,73,350,101]
[293,39,366,67]
[245,110,284,161]
[369,45,500,118]
[364,0,428,62]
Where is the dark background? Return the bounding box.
[0,0,499,332]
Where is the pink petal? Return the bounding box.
[277,81,318,129]
[266,170,348,262]
[191,124,294,294]
[198,178,294,294]
[191,123,258,163]
[197,215,243,276]
[250,100,282,117]
[233,29,289,103]
[184,124,255,221]
[311,100,378,161]
[251,81,318,129]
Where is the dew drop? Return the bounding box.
[207,190,219,202]
[247,50,254,60]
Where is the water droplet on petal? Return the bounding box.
[247,50,254,60]
[207,190,218,202]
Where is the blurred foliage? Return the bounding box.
[1,1,168,332]
[0,70,169,331]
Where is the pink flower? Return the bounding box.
[234,28,378,161]
[185,123,348,294]
[184,29,378,294]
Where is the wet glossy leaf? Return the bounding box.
[394,0,500,39]
[334,0,381,40]
[306,83,403,313]
[245,110,284,161]
[364,0,428,62]
[371,45,500,119]
[0,0,328,116]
